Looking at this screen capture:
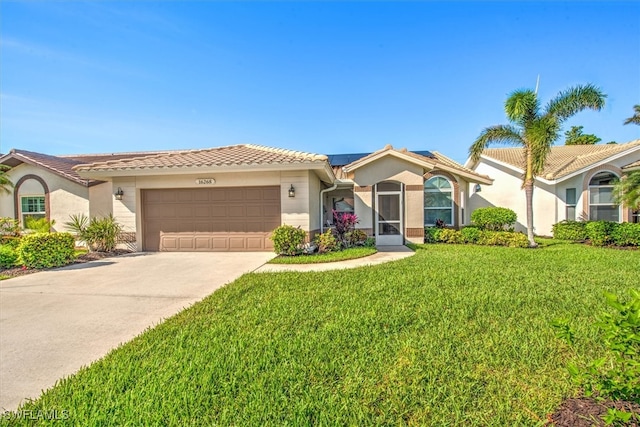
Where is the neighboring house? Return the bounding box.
[0,144,492,251]
[466,139,640,236]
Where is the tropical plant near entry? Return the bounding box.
[24,216,56,233]
[469,84,606,247]
[623,104,640,125]
[65,213,123,252]
[613,171,640,211]
[0,165,13,195]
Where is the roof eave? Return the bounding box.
[343,150,436,173]
[76,161,336,183]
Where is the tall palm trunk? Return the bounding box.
[524,179,537,247]
[524,150,538,247]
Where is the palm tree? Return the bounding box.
[614,171,640,211]
[470,84,606,247]
[623,105,640,125]
[0,165,13,195]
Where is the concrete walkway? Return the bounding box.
[254,245,415,273]
[0,252,274,412]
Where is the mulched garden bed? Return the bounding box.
[548,397,640,426]
[0,249,132,279]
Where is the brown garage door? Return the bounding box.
[142,186,281,251]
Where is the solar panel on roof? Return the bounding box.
[326,150,434,166]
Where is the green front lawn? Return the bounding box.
[6,243,639,426]
[269,246,377,264]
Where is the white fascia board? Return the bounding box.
[76,162,336,183]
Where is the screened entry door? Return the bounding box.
[376,183,403,246]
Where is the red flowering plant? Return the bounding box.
[332,210,359,248]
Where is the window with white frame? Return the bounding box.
[424,176,453,226]
[21,196,46,225]
[566,188,577,220]
[588,171,619,221]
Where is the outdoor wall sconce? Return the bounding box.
[288,184,295,198]
[115,187,124,200]
[474,184,482,193]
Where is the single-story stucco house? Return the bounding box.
[0,144,492,251]
[465,139,640,236]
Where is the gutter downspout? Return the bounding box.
[319,183,338,233]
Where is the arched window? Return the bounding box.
[424,176,453,226]
[589,171,620,221]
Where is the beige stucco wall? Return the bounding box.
[308,171,321,234]
[470,148,640,236]
[352,157,425,244]
[109,170,315,251]
[89,182,113,218]
[2,163,91,232]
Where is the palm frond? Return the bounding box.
[524,116,561,175]
[505,89,539,125]
[545,84,606,122]
[469,125,524,162]
[0,164,14,195]
[623,104,640,126]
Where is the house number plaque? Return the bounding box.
[196,178,216,185]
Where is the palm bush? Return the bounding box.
[65,214,123,252]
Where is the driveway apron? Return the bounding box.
[0,252,274,411]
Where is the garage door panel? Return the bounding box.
[162,191,178,202]
[245,188,263,201]
[211,206,228,217]
[245,206,263,217]
[194,223,212,232]
[263,205,280,217]
[177,191,193,202]
[176,206,193,218]
[143,186,281,251]
[228,206,245,217]
[178,237,195,250]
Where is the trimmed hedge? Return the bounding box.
[552,220,640,247]
[552,220,588,241]
[270,225,306,256]
[17,232,76,268]
[0,245,18,269]
[471,207,517,231]
[610,222,640,247]
[424,227,529,248]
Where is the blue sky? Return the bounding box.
[1,1,639,163]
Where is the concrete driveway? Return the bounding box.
[0,251,274,412]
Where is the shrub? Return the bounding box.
[17,233,75,268]
[478,231,529,248]
[65,214,123,252]
[460,226,482,244]
[333,210,359,248]
[24,216,56,233]
[0,245,18,269]
[552,220,588,241]
[438,229,463,244]
[0,217,21,246]
[610,222,640,246]
[424,227,442,243]
[585,221,615,246]
[363,237,376,248]
[471,207,517,231]
[314,230,338,254]
[553,290,640,425]
[345,229,368,247]
[270,225,306,256]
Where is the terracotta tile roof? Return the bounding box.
[0,149,101,187]
[623,159,640,170]
[74,144,329,172]
[481,139,640,180]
